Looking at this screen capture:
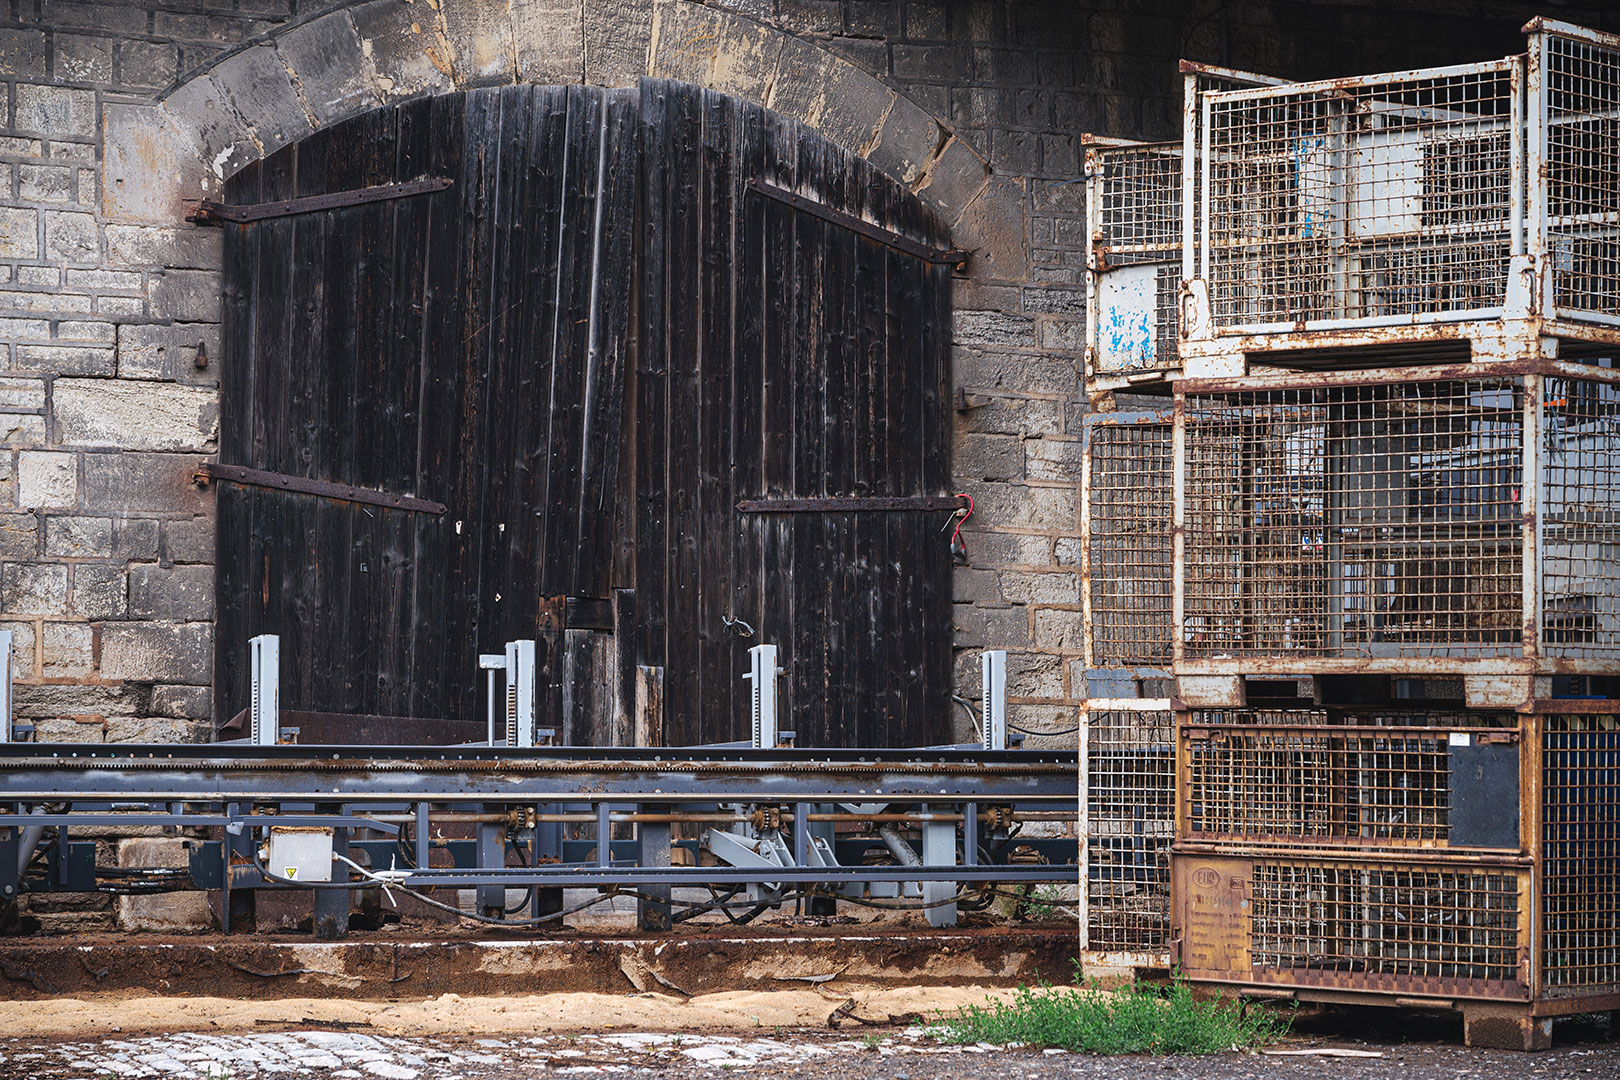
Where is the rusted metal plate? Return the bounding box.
[1173,854,1252,975]
[199,463,448,515]
[193,177,453,224]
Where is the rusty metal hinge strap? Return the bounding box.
[198,462,447,515]
[192,177,454,225]
[737,496,968,513]
[744,179,966,265]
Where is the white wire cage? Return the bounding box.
[1183,19,1620,354]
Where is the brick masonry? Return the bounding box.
[0,0,1615,758]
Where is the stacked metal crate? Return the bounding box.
[1082,20,1620,1048]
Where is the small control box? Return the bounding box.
[263,826,334,882]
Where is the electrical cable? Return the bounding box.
[1008,723,1080,737]
[951,694,983,744]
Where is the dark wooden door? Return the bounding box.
[217,80,952,748]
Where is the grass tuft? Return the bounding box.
[932,977,1289,1055]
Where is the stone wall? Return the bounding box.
[0,0,1614,753]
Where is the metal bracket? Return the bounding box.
[190,177,453,225]
[981,650,1007,751]
[503,640,537,748]
[249,634,279,747]
[744,644,784,749]
[198,462,448,516]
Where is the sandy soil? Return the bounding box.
[0,984,1019,1040]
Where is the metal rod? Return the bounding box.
[744,179,967,265]
[199,462,448,516]
[192,177,453,224]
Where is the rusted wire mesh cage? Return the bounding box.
[1174,362,1620,673]
[1172,703,1620,1013]
[1082,410,1174,673]
[1540,22,1620,326]
[1082,703,1174,957]
[1085,139,1184,378]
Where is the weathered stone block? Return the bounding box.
[15,344,114,375]
[83,453,208,515]
[72,562,126,619]
[116,322,220,384]
[0,619,35,673]
[999,569,1080,606]
[349,0,455,101]
[1007,704,1080,750]
[510,0,584,84]
[32,715,103,743]
[652,3,780,102]
[867,92,943,187]
[956,432,1022,481]
[152,684,211,720]
[1005,650,1065,698]
[0,513,36,558]
[15,83,95,137]
[160,74,257,185]
[105,715,211,744]
[0,414,44,445]
[101,104,213,225]
[1032,606,1084,650]
[53,33,113,84]
[952,175,1029,281]
[160,516,213,564]
[116,838,212,931]
[18,162,73,202]
[208,45,314,156]
[104,224,221,269]
[954,309,1036,348]
[917,134,990,221]
[100,620,212,684]
[1025,437,1083,482]
[0,207,38,259]
[0,28,45,77]
[953,565,1002,605]
[129,564,213,621]
[118,39,179,91]
[148,266,223,322]
[437,0,517,87]
[46,514,156,559]
[17,450,76,509]
[41,621,93,675]
[42,209,98,261]
[54,379,218,452]
[2,562,68,615]
[274,12,383,127]
[583,0,654,87]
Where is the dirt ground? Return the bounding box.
[0,990,1615,1080]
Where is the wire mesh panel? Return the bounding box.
[1088,142,1183,376]
[1201,60,1517,333]
[1085,414,1173,668]
[1085,707,1173,953]
[1541,25,1620,323]
[1181,708,1520,847]
[1250,859,1525,992]
[1541,712,1620,996]
[1542,373,1620,660]
[1180,375,1526,660]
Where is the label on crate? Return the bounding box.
[1449,732,1472,747]
[1176,856,1252,976]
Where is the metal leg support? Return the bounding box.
[637,805,671,932]
[922,805,958,928]
[313,822,349,940]
[476,819,505,918]
[534,804,563,921]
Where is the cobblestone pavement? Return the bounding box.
[2,1022,1617,1080]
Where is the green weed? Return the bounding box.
[933,976,1288,1055]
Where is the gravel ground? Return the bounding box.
[1,1014,1615,1080]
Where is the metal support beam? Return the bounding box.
[746,644,781,749]
[637,805,672,931]
[982,650,1007,751]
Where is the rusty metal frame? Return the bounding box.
[1081,409,1175,681]
[1080,698,1175,967]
